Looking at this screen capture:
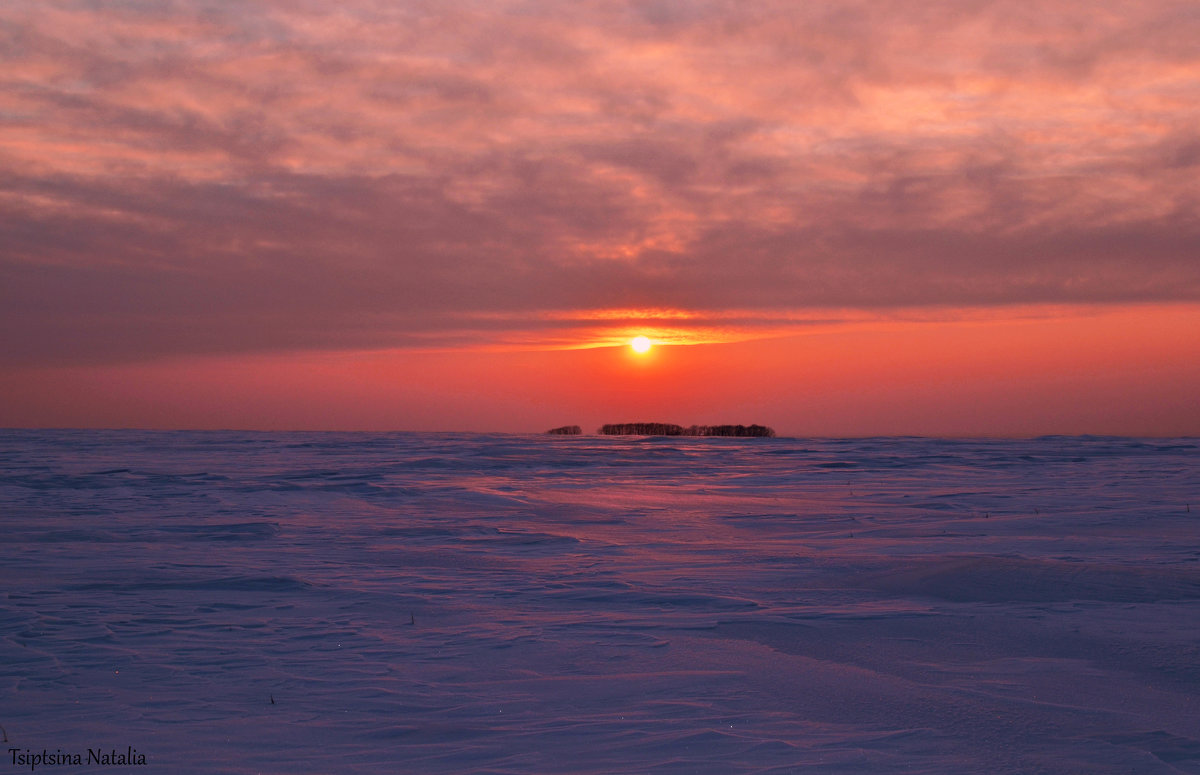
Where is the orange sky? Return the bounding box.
[4,304,1197,436]
[2,2,1198,434]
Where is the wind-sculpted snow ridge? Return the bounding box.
[0,430,1197,773]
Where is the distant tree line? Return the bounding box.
[686,424,775,437]
[600,423,685,436]
[595,423,775,437]
[546,425,582,435]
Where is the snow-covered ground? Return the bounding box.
[1,431,1197,773]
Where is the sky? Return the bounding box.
[2,0,1198,435]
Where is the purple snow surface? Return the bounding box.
[1,431,1198,774]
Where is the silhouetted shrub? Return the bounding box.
[546,425,582,435]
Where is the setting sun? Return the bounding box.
[631,336,652,353]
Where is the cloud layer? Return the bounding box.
[3,0,1198,365]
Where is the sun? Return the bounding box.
[631,336,652,353]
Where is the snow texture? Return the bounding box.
[1,431,1198,773]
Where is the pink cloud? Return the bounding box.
[1,0,1197,367]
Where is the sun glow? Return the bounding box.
[631,336,652,353]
